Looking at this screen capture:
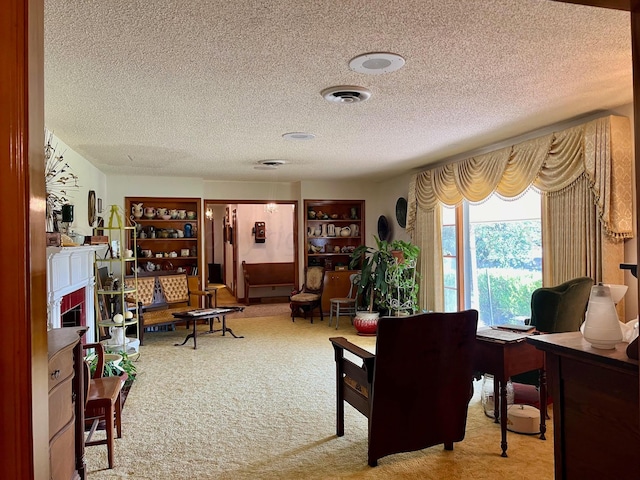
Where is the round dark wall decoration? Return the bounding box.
[395,197,407,228]
[88,190,97,227]
[377,215,390,241]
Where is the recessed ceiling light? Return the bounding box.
[349,52,405,75]
[282,132,315,141]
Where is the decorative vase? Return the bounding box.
[353,311,380,336]
[582,283,623,349]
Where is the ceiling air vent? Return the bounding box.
[321,86,372,104]
[254,159,286,170]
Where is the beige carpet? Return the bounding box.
[212,284,293,319]
[85,314,554,479]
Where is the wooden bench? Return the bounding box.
[241,261,296,304]
[131,274,217,345]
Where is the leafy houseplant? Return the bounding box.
[349,237,421,317]
[349,236,393,314]
[86,350,137,388]
[383,240,420,315]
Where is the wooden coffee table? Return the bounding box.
[171,307,244,349]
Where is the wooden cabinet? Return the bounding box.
[528,332,640,479]
[48,326,87,480]
[125,197,201,278]
[322,269,359,312]
[304,199,365,271]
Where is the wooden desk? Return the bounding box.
[474,329,547,457]
[527,332,640,480]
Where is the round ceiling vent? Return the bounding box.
[321,86,371,104]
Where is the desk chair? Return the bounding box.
[328,273,360,329]
[83,343,125,469]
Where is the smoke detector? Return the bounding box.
[321,86,371,104]
[254,159,286,170]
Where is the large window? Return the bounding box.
[442,190,542,327]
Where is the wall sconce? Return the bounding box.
[205,208,213,220]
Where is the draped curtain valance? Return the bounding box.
[407,115,633,239]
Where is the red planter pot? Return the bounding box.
[353,311,380,336]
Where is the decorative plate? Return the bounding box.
[395,197,407,228]
[377,215,390,241]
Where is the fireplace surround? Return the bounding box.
[47,245,105,343]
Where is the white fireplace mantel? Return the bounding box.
[46,245,107,343]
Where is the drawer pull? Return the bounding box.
[51,369,60,380]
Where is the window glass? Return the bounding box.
[442,206,457,312]
[463,191,542,327]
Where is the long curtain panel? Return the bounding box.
[407,115,633,313]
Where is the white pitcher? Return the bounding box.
[131,203,144,219]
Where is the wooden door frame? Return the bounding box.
[204,200,299,302]
[1,0,49,478]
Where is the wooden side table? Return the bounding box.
[474,328,547,457]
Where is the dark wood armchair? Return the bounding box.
[330,310,478,466]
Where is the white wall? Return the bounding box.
[46,132,107,237]
[236,203,295,300]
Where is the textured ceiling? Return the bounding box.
[44,0,632,183]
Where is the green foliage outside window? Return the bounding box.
[476,269,542,325]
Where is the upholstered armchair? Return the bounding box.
[290,266,325,323]
[330,310,479,466]
[511,276,593,401]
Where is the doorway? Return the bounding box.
[204,200,299,303]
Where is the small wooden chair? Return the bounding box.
[83,342,125,469]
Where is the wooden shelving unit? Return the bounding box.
[304,200,365,309]
[304,199,365,270]
[125,196,201,278]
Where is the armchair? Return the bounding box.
[511,276,593,403]
[290,266,325,323]
[330,310,479,466]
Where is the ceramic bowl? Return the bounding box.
[161,214,172,220]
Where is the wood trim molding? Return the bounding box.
[0,0,47,478]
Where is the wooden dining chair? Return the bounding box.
[82,342,126,469]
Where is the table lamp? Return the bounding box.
[582,283,623,349]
